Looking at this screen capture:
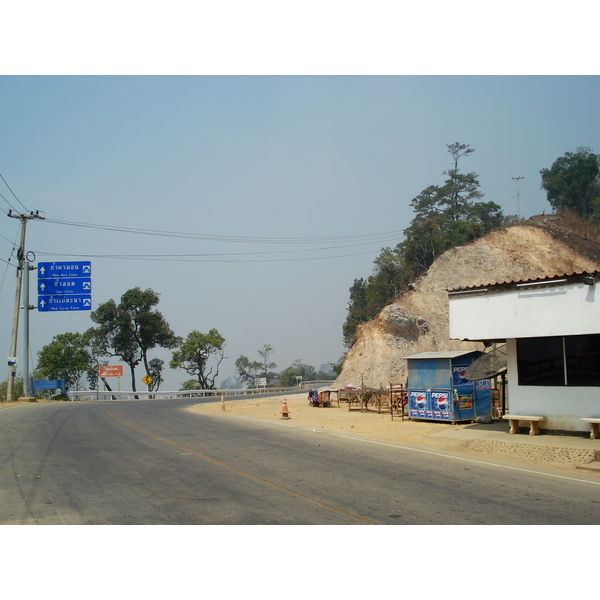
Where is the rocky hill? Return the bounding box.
[333,213,600,389]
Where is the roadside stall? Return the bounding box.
[403,351,492,423]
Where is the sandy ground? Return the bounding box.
[187,391,477,451]
[187,392,600,475]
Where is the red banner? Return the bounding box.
[99,365,124,378]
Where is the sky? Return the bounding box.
[1,3,599,393]
[1,75,598,392]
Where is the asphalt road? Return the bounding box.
[2,395,600,525]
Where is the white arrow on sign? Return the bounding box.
[83,299,91,307]
[83,282,91,290]
[39,266,46,276]
[40,300,46,308]
[40,283,46,291]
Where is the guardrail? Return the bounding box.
[66,386,306,402]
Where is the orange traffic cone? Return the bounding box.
[281,399,290,420]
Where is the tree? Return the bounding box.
[180,379,200,391]
[275,360,336,387]
[0,376,24,402]
[234,355,262,386]
[275,359,316,387]
[342,142,504,347]
[90,288,180,393]
[219,376,244,389]
[257,344,278,385]
[441,142,483,222]
[235,344,278,386]
[540,147,600,219]
[35,331,96,391]
[148,358,164,392]
[170,329,227,390]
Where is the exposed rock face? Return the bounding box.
[334,215,600,389]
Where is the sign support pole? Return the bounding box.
[22,261,36,397]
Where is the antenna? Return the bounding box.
[512,176,524,219]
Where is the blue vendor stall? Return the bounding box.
[403,351,492,423]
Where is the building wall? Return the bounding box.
[506,338,600,432]
[449,282,600,340]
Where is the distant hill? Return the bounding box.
[333,213,600,388]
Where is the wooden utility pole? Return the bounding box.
[5,211,44,402]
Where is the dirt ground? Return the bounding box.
[187,391,477,451]
[187,392,600,474]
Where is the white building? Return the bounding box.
[448,271,600,434]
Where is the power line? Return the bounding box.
[0,190,19,213]
[42,218,405,246]
[0,173,30,213]
[31,247,382,263]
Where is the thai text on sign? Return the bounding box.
[99,365,124,378]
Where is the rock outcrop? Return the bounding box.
[334,214,600,389]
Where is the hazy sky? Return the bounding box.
[1,75,598,391]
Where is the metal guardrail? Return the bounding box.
[66,381,335,402]
[67,386,302,402]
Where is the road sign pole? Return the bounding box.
[22,262,36,397]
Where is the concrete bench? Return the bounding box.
[581,418,600,440]
[502,414,546,435]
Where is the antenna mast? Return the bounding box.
[512,176,524,219]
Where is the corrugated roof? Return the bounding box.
[447,271,598,294]
[402,351,480,360]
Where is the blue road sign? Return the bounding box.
[38,261,92,312]
[38,261,92,278]
[38,295,93,312]
[38,278,92,295]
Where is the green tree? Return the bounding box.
[90,287,180,393]
[234,355,262,386]
[440,142,483,222]
[257,344,277,385]
[148,358,164,392]
[35,331,96,391]
[402,143,502,270]
[540,147,600,219]
[275,359,316,387]
[0,377,24,402]
[180,379,200,391]
[342,142,503,347]
[235,344,277,386]
[170,329,227,390]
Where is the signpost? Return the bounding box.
[99,365,124,378]
[38,261,92,312]
[98,365,123,399]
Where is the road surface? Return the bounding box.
[1,395,599,524]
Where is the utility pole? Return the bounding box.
[512,176,524,219]
[5,210,44,402]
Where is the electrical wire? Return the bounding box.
[32,247,383,263]
[0,173,30,213]
[33,215,404,262]
[42,218,405,245]
[0,190,19,214]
